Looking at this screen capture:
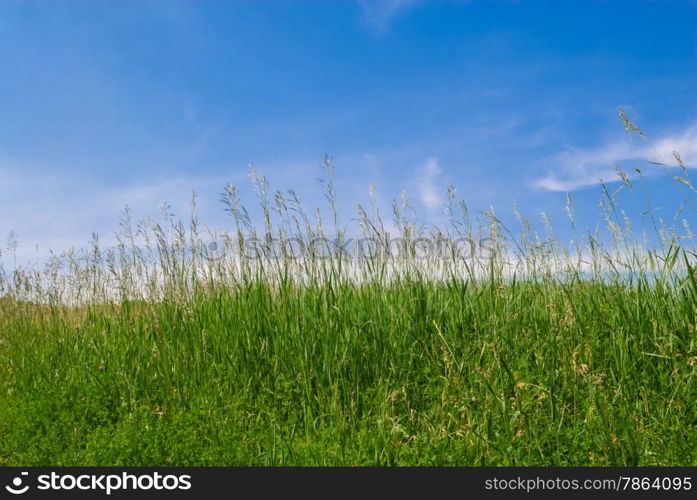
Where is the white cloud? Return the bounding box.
[416,158,442,209]
[534,123,697,192]
[0,160,245,264]
[359,0,422,31]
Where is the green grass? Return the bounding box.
[0,279,695,465]
[0,116,696,465]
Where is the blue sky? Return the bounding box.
[1,0,696,259]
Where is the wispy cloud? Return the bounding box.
[534,123,697,192]
[359,0,422,32]
[416,158,443,210]
[0,160,245,263]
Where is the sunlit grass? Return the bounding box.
[0,113,695,465]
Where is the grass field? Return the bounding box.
[1,123,696,466]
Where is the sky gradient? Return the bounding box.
[1,0,696,262]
